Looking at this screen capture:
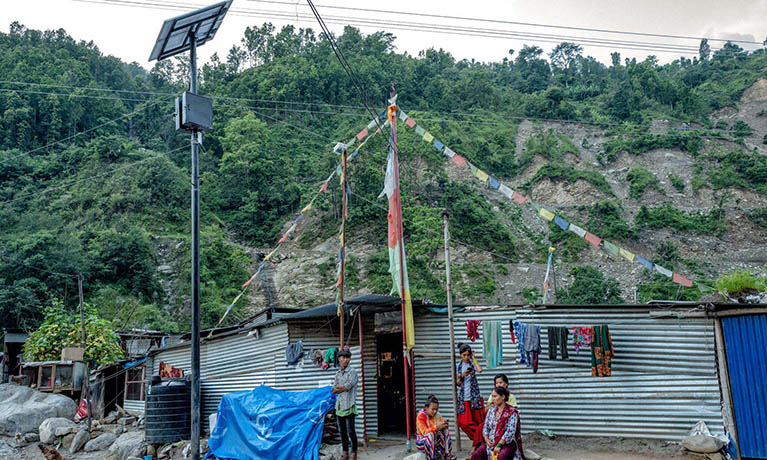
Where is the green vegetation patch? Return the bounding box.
[600,132,703,163]
[635,203,726,237]
[526,163,614,196]
[626,167,663,199]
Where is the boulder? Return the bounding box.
[55,425,77,437]
[39,417,77,444]
[70,428,90,454]
[24,433,39,443]
[683,434,726,454]
[319,443,344,460]
[118,416,137,426]
[108,430,145,460]
[61,432,76,449]
[0,384,77,436]
[84,432,117,451]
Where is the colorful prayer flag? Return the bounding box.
[367,119,378,131]
[423,132,434,143]
[619,248,635,262]
[511,192,528,205]
[415,126,425,136]
[499,183,514,200]
[301,203,312,213]
[356,127,369,142]
[554,215,569,231]
[405,117,416,129]
[264,249,277,260]
[538,207,555,221]
[319,181,329,193]
[379,136,415,355]
[475,169,489,183]
[488,176,500,190]
[673,272,693,287]
[346,137,356,149]
[603,241,620,258]
[452,154,467,167]
[654,264,673,278]
[584,232,602,248]
[433,139,444,151]
[399,111,408,122]
[636,255,653,270]
[568,223,586,238]
[444,146,456,158]
[470,163,478,175]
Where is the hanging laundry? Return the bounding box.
[513,321,527,366]
[572,327,593,354]
[591,325,614,377]
[509,319,516,343]
[483,321,503,368]
[310,349,324,366]
[285,340,304,366]
[547,327,570,360]
[522,323,542,373]
[465,320,481,342]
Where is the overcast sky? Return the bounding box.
[5,0,766,70]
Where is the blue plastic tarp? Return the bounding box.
[205,385,337,460]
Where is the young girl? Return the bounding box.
[455,343,484,455]
[416,395,455,460]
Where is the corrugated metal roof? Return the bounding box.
[722,314,767,459]
[413,307,723,443]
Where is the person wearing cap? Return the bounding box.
[333,348,358,460]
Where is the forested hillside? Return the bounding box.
[1,22,766,332]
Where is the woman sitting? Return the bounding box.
[471,386,525,460]
[416,395,455,460]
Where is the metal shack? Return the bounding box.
[148,296,406,441]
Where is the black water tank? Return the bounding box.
[145,378,191,443]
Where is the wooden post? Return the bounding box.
[442,211,461,451]
[339,147,348,348]
[78,275,91,433]
[358,311,368,448]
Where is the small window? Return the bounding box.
[39,366,54,389]
[125,365,146,401]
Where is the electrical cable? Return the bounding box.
[246,0,764,46]
[73,0,759,55]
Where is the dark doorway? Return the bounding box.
[2,342,24,382]
[377,333,409,435]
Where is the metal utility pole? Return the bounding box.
[189,31,202,460]
[442,212,461,451]
[148,4,232,458]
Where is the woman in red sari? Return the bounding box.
[471,386,525,460]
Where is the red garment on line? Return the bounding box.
[458,401,486,448]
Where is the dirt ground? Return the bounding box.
[353,433,689,460]
[2,433,690,460]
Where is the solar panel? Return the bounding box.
[149,0,233,61]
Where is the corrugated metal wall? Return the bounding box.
[413,307,723,443]
[722,314,767,459]
[150,319,379,438]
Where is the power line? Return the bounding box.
[247,0,764,46]
[0,99,169,166]
[74,0,757,56]
[0,87,155,103]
